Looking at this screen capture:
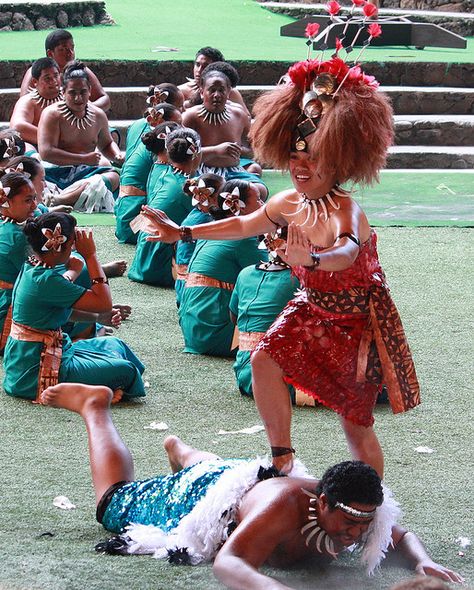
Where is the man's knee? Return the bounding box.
[251,348,279,374]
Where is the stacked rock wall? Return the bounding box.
[0,1,114,31]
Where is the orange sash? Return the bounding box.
[119,185,146,197]
[239,331,265,351]
[186,272,234,291]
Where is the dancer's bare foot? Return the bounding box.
[113,304,132,320]
[102,260,127,278]
[164,435,185,473]
[112,388,124,404]
[40,383,113,415]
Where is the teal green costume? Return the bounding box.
[128,168,193,287]
[174,208,212,307]
[3,262,145,400]
[179,237,266,357]
[115,143,156,244]
[100,458,244,533]
[229,264,299,397]
[0,218,27,349]
[125,118,150,160]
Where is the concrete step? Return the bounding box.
[2,85,473,121]
[258,2,474,36]
[387,145,474,168]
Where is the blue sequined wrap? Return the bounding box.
[101,459,246,534]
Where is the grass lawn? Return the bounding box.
[1,225,473,589]
[0,0,472,63]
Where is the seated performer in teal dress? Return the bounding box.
[229,228,300,399]
[125,84,184,159]
[116,119,180,244]
[177,179,266,357]
[3,212,145,402]
[174,173,224,307]
[128,127,202,287]
[0,169,38,352]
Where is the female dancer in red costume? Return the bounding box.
[141,56,420,478]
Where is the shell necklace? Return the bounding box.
[197,104,231,126]
[30,89,63,109]
[282,185,349,228]
[300,489,338,558]
[58,101,96,130]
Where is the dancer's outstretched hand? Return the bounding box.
[415,559,464,584]
[141,206,181,243]
[278,222,313,267]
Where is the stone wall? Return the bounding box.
[0,1,114,32]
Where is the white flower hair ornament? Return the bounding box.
[185,136,201,159]
[146,88,169,106]
[4,162,31,178]
[3,137,20,159]
[260,230,287,259]
[145,107,165,129]
[221,187,246,216]
[190,178,215,207]
[156,126,172,141]
[41,223,67,252]
[0,181,11,208]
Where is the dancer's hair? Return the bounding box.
[24,212,76,253]
[63,60,90,87]
[201,61,239,88]
[249,60,393,185]
[31,57,59,80]
[0,170,32,198]
[0,130,26,162]
[315,461,383,509]
[146,83,183,109]
[166,127,201,164]
[45,29,73,52]
[7,156,43,180]
[210,179,253,221]
[183,173,224,198]
[142,102,180,122]
[141,121,180,155]
[200,68,231,89]
[195,46,224,62]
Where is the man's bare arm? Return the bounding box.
[86,67,111,111]
[10,97,38,144]
[391,525,464,584]
[239,112,253,159]
[19,67,33,96]
[96,112,123,164]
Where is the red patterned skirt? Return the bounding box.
[254,287,420,427]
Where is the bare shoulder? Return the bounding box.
[182,106,200,124]
[41,103,62,122]
[90,103,108,123]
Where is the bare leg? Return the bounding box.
[163,435,220,474]
[40,383,134,504]
[103,171,120,191]
[251,349,293,473]
[50,182,88,206]
[340,417,384,478]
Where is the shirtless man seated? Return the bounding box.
[40,383,463,590]
[183,68,267,200]
[38,61,122,210]
[10,57,62,147]
[20,29,110,112]
[179,46,247,113]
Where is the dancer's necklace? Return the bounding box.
[300,489,338,558]
[282,185,349,228]
[197,104,231,126]
[58,101,96,130]
[30,89,63,109]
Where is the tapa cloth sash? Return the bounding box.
[306,284,420,414]
[119,185,147,197]
[239,331,265,351]
[10,320,63,402]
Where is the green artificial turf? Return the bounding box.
[0,0,472,63]
[1,225,473,590]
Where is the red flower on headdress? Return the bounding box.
[305,23,320,40]
[352,0,366,6]
[367,22,382,38]
[326,0,341,15]
[335,37,343,52]
[363,3,378,17]
[288,59,314,91]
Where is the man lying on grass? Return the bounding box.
[40,383,463,590]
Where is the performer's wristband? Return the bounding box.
[304,253,320,269]
[91,277,109,285]
[271,446,295,457]
[179,226,193,243]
